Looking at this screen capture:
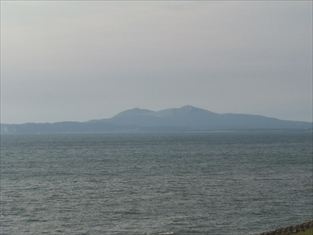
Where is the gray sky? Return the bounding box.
[1,1,312,123]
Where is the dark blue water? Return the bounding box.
[1,131,312,234]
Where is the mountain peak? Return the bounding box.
[113,107,154,118]
[180,105,198,110]
[177,105,215,114]
[126,107,152,113]
[179,105,210,112]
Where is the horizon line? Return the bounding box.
[1,105,312,125]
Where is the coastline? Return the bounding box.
[258,220,313,235]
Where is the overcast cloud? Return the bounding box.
[1,1,312,123]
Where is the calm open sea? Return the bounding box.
[0,131,312,235]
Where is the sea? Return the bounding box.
[0,131,312,235]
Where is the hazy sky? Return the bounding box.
[1,1,312,123]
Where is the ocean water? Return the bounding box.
[0,131,312,235]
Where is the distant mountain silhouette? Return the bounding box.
[1,106,311,134]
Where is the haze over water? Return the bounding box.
[1,2,312,234]
[1,131,312,235]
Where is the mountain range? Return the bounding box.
[1,106,311,134]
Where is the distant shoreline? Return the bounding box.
[1,128,312,136]
[1,106,311,134]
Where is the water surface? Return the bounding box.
[1,131,312,234]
